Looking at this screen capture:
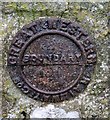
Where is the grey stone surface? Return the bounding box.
[1,2,109,118]
[30,104,80,118]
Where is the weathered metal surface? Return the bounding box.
[7,18,97,102]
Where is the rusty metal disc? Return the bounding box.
[7,18,97,102]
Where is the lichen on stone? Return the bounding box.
[1,2,109,119]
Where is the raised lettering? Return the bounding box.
[60,54,67,62]
[68,23,76,35]
[14,39,24,48]
[9,46,20,56]
[48,19,57,29]
[8,55,17,65]
[21,85,29,93]
[22,29,34,37]
[68,53,75,62]
[60,20,70,32]
[52,54,60,62]
[41,20,48,29]
[30,25,38,34]
[23,54,30,63]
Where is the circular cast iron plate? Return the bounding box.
[7,18,97,102]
